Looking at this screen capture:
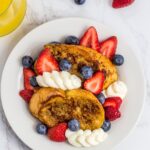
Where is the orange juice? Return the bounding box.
[0,0,26,36]
[0,0,12,15]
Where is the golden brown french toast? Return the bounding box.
[45,44,118,89]
[29,87,104,130]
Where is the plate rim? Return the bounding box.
[1,17,146,150]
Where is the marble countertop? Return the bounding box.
[0,0,150,149]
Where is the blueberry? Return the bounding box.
[80,66,94,79]
[59,59,72,71]
[68,119,80,131]
[50,41,61,44]
[22,56,33,68]
[112,54,124,66]
[65,36,79,45]
[96,93,105,104]
[74,0,86,5]
[30,76,38,87]
[36,123,48,135]
[101,120,111,132]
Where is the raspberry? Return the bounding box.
[19,89,34,103]
[48,123,67,142]
[105,107,121,121]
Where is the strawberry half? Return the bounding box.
[83,71,105,94]
[19,89,34,103]
[80,26,100,51]
[35,48,59,75]
[48,123,67,142]
[99,36,117,59]
[103,97,122,109]
[23,68,35,90]
[112,0,135,9]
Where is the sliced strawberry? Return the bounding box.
[23,68,35,90]
[105,106,121,121]
[35,48,59,75]
[84,71,105,94]
[80,26,100,51]
[114,97,123,108]
[103,98,118,109]
[99,36,117,59]
[19,89,34,103]
[112,0,135,9]
[103,97,122,109]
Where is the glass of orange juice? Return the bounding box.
[0,0,26,36]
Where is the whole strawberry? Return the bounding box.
[48,123,67,142]
[112,0,135,9]
[105,107,121,121]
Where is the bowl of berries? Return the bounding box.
[1,18,145,150]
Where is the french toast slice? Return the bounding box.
[45,44,118,89]
[29,87,104,130]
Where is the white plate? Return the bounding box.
[1,18,146,150]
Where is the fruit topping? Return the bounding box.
[101,120,111,132]
[80,26,100,51]
[19,89,34,103]
[74,0,86,5]
[68,119,80,131]
[99,36,117,59]
[35,48,59,75]
[48,123,67,142]
[96,93,106,104]
[50,41,61,44]
[59,59,72,71]
[23,68,35,90]
[105,107,121,121]
[112,54,124,66]
[36,123,48,135]
[103,97,122,109]
[30,76,38,87]
[112,0,135,9]
[22,56,34,68]
[83,71,105,94]
[65,36,79,45]
[80,66,94,79]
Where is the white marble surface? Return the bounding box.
[0,0,150,149]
